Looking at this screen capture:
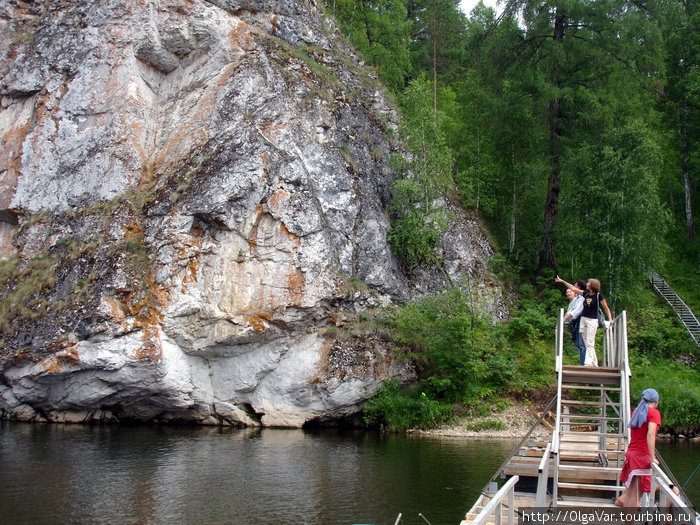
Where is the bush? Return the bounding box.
[386,287,513,403]
[630,360,700,434]
[627,306,696,361]
[466,419,507,432]
[363,381,452,431]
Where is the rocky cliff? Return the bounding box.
[0,0,506,426]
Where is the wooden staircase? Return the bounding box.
[650,271,700,349]
[555,365,626,502]
[462,309,696,524]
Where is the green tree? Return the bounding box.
[388,76,454,268]
[406,0,466,115]
[324,0,412,93]
[659,0,700,242]
[561,121,668,309]
[503,0,665,276]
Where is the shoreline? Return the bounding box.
[411,400,700,440]
[412,402,545,439]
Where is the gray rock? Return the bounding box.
[0,0,507,427]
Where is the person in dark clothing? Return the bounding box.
[556,276,612,366]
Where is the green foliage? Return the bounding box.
[322,0,412,93]
[661,235,700,315]
[362,279,561,429]
[559,121,669,310]
[466,419,507,432]
[631,361,700,434]
[0,256,57,333]
[362,380,452,431]
[388,76,454,268]
[627,305,696,362]
[386,286,514,402]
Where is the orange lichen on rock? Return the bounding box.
[132,307,163,362]
[124,220,144,243]
[181,258,200,293]
[228,20,255,52]
[258,122,287,143]
[0,97,35,210]
[243,312,273,333]
[266,188,289,215]
[178,237,202,293]
[103,296,126,323]
[39,343,80,374]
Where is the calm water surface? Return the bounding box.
[0,422,697,525]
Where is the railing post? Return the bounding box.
[468,476,519,525]
[507,488,515,525]
[536,444,552,508]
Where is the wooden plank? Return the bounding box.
[558,482,625,491]
[561,385,621,391]
[561,399,621,407]
[562,365,620,372]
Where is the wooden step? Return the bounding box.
[561,431,624,439]
[558,482,625,491]
[561,385,621,391]
[555,496,619,508]
[558,465,621,481]
[562,414,622,421]
[562,375,620,386]
[561,399,621,407]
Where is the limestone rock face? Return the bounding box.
[0,0,506,426]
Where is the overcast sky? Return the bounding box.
[459,0,502,17]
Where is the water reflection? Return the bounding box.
[1,422,695,525]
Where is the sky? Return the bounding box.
[459,0,502,17]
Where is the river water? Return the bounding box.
[0,422,697,525]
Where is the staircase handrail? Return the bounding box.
[650,462,695,511]
[464,475,519,525]
[488,395,558,485]
[602,311,631,444]
[650,271,700,348]
[551,308,565,507]
[553,308,564,454]
[535,443,552,507]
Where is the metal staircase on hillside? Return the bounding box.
[650,271,700,349]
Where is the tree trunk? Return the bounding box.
[682,104,695,241]
[537,5,566,275]
[432,7,438,125]
[510,141,516,253]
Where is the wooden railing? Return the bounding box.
[466,475,519,525]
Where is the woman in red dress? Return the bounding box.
[615,388,661,508]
